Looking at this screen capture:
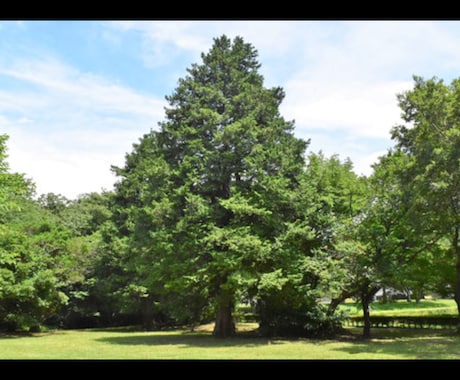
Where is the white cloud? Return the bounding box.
[281,79,413,139]
[105,21,211,68]
[103,20,460,80]
[0,56,165,199]
[0,57,164,119]
[280,77,412,177]
[105,20,460,83]
[3,120,151,199]
[103,20,316,72]
[343,21,460,75]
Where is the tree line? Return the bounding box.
[1,35,459,338]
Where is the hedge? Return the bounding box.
[347,315,458,329]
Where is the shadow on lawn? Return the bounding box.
[331,328,460,360]
[94,326,460,355]
[94,328,275,348]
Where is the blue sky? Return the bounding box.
[2,20,460,199]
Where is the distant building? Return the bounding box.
[374,287,412,302]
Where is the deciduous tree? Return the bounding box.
[391,76,460,330]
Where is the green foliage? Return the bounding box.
[0,135,64,330]
[256,266,346,337]
[109,35,333,336]
[391,75,460,314]
[0,198,72,329]
[37,193,70,216]
[0,135,113,330]
[0,135,33,219]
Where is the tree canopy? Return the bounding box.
[391,76,460,329]
[110,35,316,337]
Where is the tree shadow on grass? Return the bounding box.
[330,328,460,360]
[0,329,67,339]
[0,332,37,339]
[94,329,275,349]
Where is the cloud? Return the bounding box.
[103,21,460,81]
[0,57,164,119]
[104,21,211,68]
[276,20,460,174]
[103,20,316,73]
[281,79,414,139]
[0,56,166,198]
[103,20,460,79]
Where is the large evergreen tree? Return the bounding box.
[111,35,309,337]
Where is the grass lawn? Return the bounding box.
[339,298,458,317]
[1,322,460,360]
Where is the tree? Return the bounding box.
[37,193,70,216]
[391,75,460,330]
[325,147,438,338]
[111,35,309,337]
[352,151,415,338]
[52,192,114,329]
[0,135,74,330]
[0,134,32,218]
[59,192,112,237]
[301,152,376,336]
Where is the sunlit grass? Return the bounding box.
[339,298,457,317]
[1,322,460,360]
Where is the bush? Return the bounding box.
[257,302,346,338]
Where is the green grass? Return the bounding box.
[1,299,459,360]
[339,298,458,317]
[2,322,460,360]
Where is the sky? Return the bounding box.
[2,20,460,199]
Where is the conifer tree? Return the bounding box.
[112,35,308,337]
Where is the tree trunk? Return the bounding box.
[405,289,412,302]
[452,227,460,333]
[362,294,372,339]
[213,301,235,338]
[142,295,156,331]
[361,285,379,339]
